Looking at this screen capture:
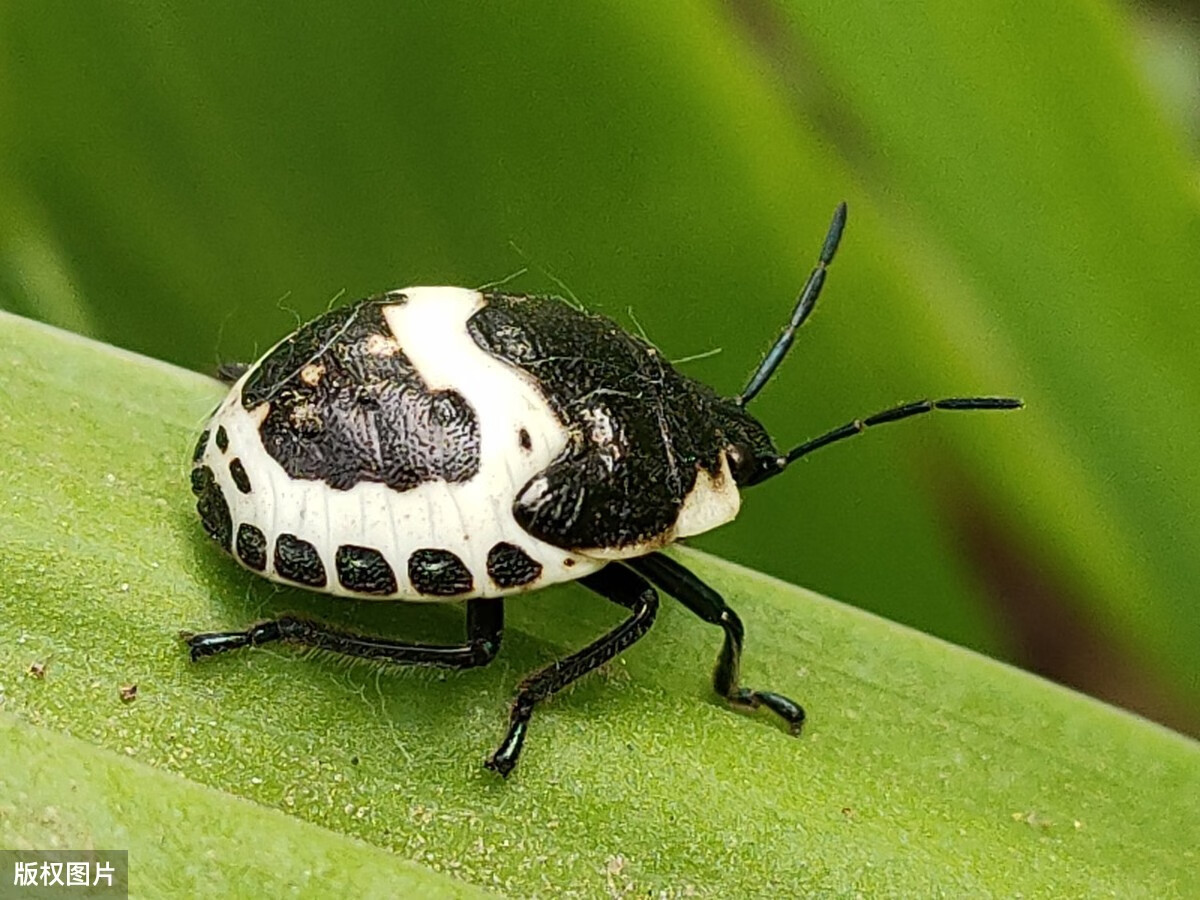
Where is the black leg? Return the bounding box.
[626,552,805,733]
[183,598,504,668]
[485,565,659,777]
[215,362,250,384]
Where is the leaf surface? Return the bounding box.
[1,310,1196,895]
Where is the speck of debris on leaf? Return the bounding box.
[1012,810,1053,829]
[27,661,47,679]
[119,683,138,703]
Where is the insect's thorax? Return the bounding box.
[470,292,750,552]
[191,287,757,601]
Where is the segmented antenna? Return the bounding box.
[738,202,847,406]
[780,396,1024,469]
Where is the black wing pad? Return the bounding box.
[468,293,728,551]
[240,297,481,492]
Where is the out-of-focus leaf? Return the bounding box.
[762,0,1200,706]
[0,0,1197,715]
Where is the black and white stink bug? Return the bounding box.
[185,203,1021,776]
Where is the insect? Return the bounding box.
[184,203,1021,776]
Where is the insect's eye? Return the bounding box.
[726,443,757,484]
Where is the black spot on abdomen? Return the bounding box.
[192,430,210,464]
[237,523,268,571]
[190,465,232,552]
[518,428,532,451]
[487,542,542,588]
[336,545,398,595]
[229,458,252,494]
[274,533,327,588]
[408,548,473,596]
[215,426,229,453]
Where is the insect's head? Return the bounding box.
[726,202,1022,489]
[712,400,785,488]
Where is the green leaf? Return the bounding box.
[2,310,1197,895]
[0,713,487,898]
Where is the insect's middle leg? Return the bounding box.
[183,597,504,669]
[486,565,659,777]
[627,552,805,732]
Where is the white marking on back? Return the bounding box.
[674,452,740,538]
[202,287,603,601]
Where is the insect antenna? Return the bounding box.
[738,202,848,407]
[774,397,1023,473]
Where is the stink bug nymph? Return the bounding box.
[184,203,1021,776]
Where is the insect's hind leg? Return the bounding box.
[626,552,805,732]
[183,598,504,668]
[486,565,659,777]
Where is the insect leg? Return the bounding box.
[485,565,658,778]
[626,552,805,732]
[182,598,504,668]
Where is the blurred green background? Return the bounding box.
[2,1,1198,732]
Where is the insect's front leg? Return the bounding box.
[627,552,805,732]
